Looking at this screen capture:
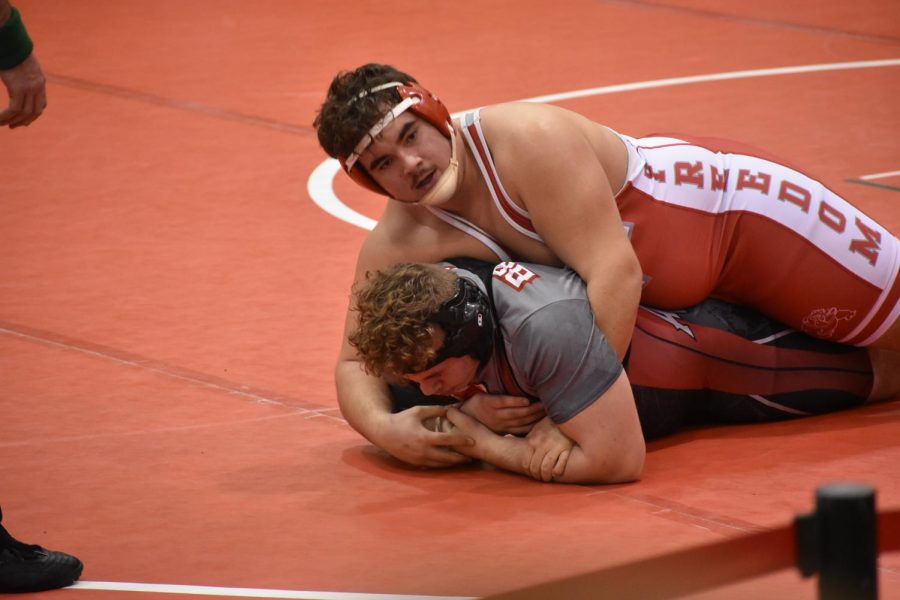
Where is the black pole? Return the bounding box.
[810,483,878,600]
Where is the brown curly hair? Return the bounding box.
[314,63,418,160]
[350,263,457,379]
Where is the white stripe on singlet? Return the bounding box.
[460,110,544,241]
[425,207,512,262]
[750,394,811,416]
[752,329,794,345]
[841,249,900,345]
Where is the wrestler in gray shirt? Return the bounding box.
[360,259,879,483]
[443,259,874,439]
[454,263,621,425]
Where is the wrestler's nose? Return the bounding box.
[398,149,420,176]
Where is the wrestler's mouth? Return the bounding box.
[415,169,436,190]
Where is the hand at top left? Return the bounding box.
[0,53,47,128]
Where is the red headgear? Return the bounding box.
[339,82,452,196]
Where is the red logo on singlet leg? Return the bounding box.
[801,307,857,339]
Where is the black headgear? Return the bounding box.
[428,277,495,367]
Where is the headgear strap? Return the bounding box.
[344,92,419,172]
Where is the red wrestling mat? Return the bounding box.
[487,508,900,599]
[2,1,899,598]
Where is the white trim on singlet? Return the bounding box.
[752,329,794,345]
[842,249,900,345]
[426,207,512,262]
[607,128,645,189]
[750,394,810,416]
[460,110,544,242]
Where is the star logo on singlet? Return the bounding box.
[642,307,696,340]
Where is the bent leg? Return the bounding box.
[627,299,875,433]
[709,147,900,348]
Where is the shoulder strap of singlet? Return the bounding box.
[426,206,512,262]
[459,110,545,243]
[443,257,538,401]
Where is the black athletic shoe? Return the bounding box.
[0,524,83,593]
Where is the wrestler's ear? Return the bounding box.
[338,155,389,195]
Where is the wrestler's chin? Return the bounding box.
[411,171,438,198]
[392,180,434,205]
[391,192,425,205]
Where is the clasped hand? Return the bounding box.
[459,392,545,434]
[380,405,474,468]
[524,416,573,482]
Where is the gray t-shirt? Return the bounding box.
[452,262,622,425]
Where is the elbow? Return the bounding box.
[613,443,646,483]
[581,441,646,485]
[621,255,643,298]
[602,245,643,296]
[334,355,355,377]
[334,357,355,387]
[584,252,643,301]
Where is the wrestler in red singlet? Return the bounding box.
[451,110,900,347]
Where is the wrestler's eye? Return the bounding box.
[405,129,417,144]
[375,157,391,171]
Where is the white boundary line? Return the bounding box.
[515,58,900,104]
[859,169,900,181]
[307,159,377,231]
[70,581,475,600]
[307,58,900,230]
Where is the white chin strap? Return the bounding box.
[415,129,460,207]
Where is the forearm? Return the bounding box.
[551,445,642,484]
[464,432,638,484]
[586,264,642,360]
[461,431,532,476]
[334,358,393,445]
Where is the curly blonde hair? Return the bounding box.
[350,263,457,379]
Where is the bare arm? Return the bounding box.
[490,105,643,358]
[554,373,645,482]
[335,211,497,466]
[445,372,645,484]
[336,303,475,468]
